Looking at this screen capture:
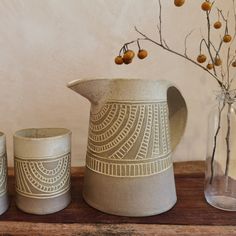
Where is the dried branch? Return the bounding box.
[157,0,163,44]
[184,30,194,57]
[163,39,169,49]
[216,38,224,57]
[233,0,236,40]
[217,8,228,22]
[119,38,146,55]
[230,71,236,84]
[210,100,226,184]
[134,26,224,87]
[229,53,236,84]
[206,11,218,76]
[200,38,207,53]
[227,47,231,86]
[225,102,232,177]
[221,65,226,82]
[210,41,218,54]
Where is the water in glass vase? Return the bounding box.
[205,90,236,211]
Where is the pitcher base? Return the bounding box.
[83,166,177,217]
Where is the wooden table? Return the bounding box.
[0,161,236,236]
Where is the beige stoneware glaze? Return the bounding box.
[14,128,71,215]
[68,78,187,216]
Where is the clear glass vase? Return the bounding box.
[205,90,236,211]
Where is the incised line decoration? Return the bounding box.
[0,153,7,197]
[15,153,71,199]
[87,101,172,177]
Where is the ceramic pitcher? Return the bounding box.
[68,78,187,216]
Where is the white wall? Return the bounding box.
[0,0,233,166]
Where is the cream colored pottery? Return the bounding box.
[14,128,71,215]
[68,78,187,216]
[0,132,9,215]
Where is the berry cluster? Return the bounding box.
[115,49,148,65]
[174,0,236,70]
[174,0,212,11]
[197,1,234,69]
[197,54,223,69]
[115,0,236,77]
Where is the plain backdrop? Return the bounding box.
[0,0,234,166]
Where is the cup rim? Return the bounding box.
[14,128,71,140]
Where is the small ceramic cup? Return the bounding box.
[0,132,9,215]
[14,128,71,215]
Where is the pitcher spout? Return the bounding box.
[67,79,111,104]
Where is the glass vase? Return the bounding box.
[205,90,236,211]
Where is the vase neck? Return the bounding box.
[216,89,236,104]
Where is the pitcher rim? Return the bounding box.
[67,78,168,88]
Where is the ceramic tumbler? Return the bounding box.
[0,132,9,215]
[14,128,71,215]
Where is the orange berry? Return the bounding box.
[223,34,232,43]
[197,54,207,63]
[137,49,148,59]
[214,21,222,29]
[123,50,135,61]
[114,56,123,65]
[174,0,185,7]
[201,1,212,11]
[123,59,132,65]
[214,57,222,66]
[207,63,214,70]
[232,61,236,67]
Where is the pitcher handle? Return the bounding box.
[167,85,188,151]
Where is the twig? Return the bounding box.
[157,0,163,44]
[185,30,194,57]
[210,99,226,184]
[227,47,231,87]
[233,0,236,40]
[229,53,236,84]
[216,38,224,58]
[206,11,218,76]
[230,70,236,84]
[228,0,236,87]
[210,42,218,54]
[200,38,207,53]
[221,65,226,83]
[163,39,169,49]
[137,40,141,50]
[119,38,146,55]
[217,8,228,22]
[225,101,232,177]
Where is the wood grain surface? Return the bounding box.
[0,161,236,236]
